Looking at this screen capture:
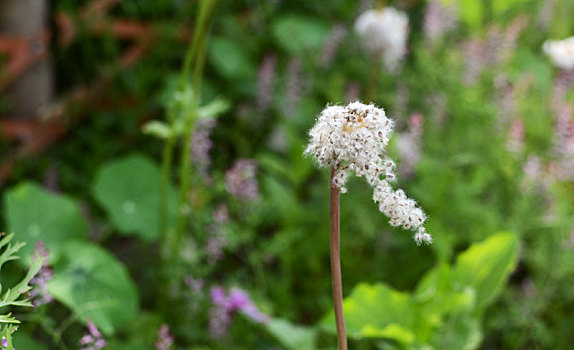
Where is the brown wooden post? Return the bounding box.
[0,0,52,118]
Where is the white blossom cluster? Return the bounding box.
[354,7,409,72]
[543,36,574,70]
[304,102,432,245]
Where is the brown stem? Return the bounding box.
[330,168,347,350]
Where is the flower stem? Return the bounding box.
[330,168,347,350]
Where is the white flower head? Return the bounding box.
[354,7,409,72]
[543,36,574,70]
[304,102,432,245]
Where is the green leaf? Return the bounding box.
[266,318,317,350]
[415,263,475,320]
[430,315,482,350]
[209,38,254,80]
[92,154,178,241]
[12,331,49,350]
[3,183,88,261]
[454,232,519,309]
[321,283,417,345]
[198,97,230,119]
[48,242,139,335]
[142,120,173,140]
[272,16,329,56]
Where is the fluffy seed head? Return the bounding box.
[304,102,431,245]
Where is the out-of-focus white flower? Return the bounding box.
[543,36,574,70]
[304,102,431,245]
[354,7,409,72]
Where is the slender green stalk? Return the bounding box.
[174,0,218,248]
[157,0,217,312]
[330,169,347,350]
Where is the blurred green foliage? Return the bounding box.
[1,0,574,349]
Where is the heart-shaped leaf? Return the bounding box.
[48,242,139,335]
[92,154,178,241]
[3,183,88,261]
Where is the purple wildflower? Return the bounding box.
[462,38,487,85]
[191,118,217,182]
[78,319,107,350]
[29,242,54,307]
[256,54,278,113]
[154,324,174,350]
[283,58,303,117]
[1,338,7,348]
[320,24,348,67]
[423,0,458,43]
[396,113,424,177]
[507,118,525,154]
[209,286,268,339]
[551,103,574,181]
[345,82,361,103]
[537,0,554,30]
[225,159,260,201]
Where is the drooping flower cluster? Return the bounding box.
[29,241,54,307]
[543,36,574,70]
[354,7,409,72]
[209,286,268,339]
[155,324,174,350]
[78,319,107,350]
[304,102,431,245]
[225,159,260,201]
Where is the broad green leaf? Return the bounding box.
[415,263,475,320]
[48,242,139,335]
[272,16,329,56]
[92,154,177,241]
[321,283,417,345]
[3,183,88,261]
[266,318,317,350]
[12,331,49,350]
[430,315,482,350]
[209,38,254,80]
[454,232,519,309]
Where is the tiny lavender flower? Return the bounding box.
[155,324,174,350]
[29,242,54,307]
[304,102,431,245]
[78,319,107,350]
[191,118,217,181]
[1,338,7,348]
[354,7,409,72]
[225,159,260,201]
[396,113,424,177]
[320,24,348,67]
[209,286,268,339]
[283,58,303,116]
[543,36,574,70]
[256,53,277,113]
[423,0,458,42]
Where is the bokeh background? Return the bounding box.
[1,0,574,349]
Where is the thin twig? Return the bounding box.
[330,168,347,350]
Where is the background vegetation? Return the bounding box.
[1,0,574,349]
